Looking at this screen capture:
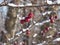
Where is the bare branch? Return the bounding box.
[0,2,60,8]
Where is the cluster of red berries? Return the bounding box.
[49,15,57,23]
[26,30,30,37]
[20,12,34,24]
[41,27,49,36]
[41,15,57,36]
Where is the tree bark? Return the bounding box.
[5,0,20,42]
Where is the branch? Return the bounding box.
[7,3,60,8]
[0,2,60,7]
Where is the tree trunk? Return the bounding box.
[5,0,20,42]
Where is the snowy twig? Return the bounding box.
[0,2,60,7]
[53,38,60,42]
[46,35,53,38]
[42,11,52,16]
[33,33,37,37]
[37,41,46,45]
[35,19,50,26]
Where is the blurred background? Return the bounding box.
[0,0,60,45]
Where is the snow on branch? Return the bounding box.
[33,33,37,37]
[37,41,46,45]
[8,3,24,7]
[7,3,60,7]
[0,2,60,7]
[53,38,60,42]
[35,19,50,26]
[15,19,50,36]
[8,3,32,7]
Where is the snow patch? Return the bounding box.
[53,38,60,41]
[46,35,52,38]
[37,41,46,45]
[35,19,50,26]
[8,3,32,7]
[33,33,37,37]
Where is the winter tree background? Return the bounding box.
[0,0,60,45]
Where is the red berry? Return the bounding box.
[50,19,54,23]
[25,17,30,22]
[45,27,49,31]
[41,30,46,34]
[41,32,45,36]
[26,30,30,36]
[49,16,54,20]
[54,15,57,19]
[28,12,34,18]
[44,30,47,33]
[41,33,44,35]
[41,31,45,36]
[26,30,30,34]
[20,20,25,24]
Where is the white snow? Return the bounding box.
[39,23,43,26]
[33,21,36,24]
[22,28,29,32]
[8,37,14,41]
[42,11,52,16]
[46,35,52,38]
[53,38,60,41]
[57,10,60,19]
[8,3,32,7]
[33,33,37,37]
[17,15,25,20]
[42,12,47,16]
[57,0,60,4]
[23,29,27,32]
[25,3,32,6]
[16,31,22,36]
[32,41,36,44]
[37,44,43,45]
[47,0,52,4]
[43,19,50,23]
[35,19,50,26]
[17,14,20,18]
[8,3,24,7]
[18,17,22,20]
[37,41,46,45]
[26,28,29,30]
[35,23,43,26]
[49,26,52,29]
[28,24,32,28]
[20,42,24,45]
[57,32,60,34]
[47,0,60,4]
[47,11,52,14]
